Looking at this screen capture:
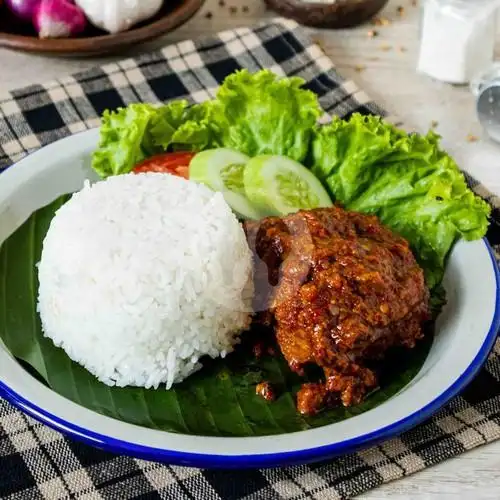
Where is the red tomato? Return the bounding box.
[133,152,195,179]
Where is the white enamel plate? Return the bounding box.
[0,129,499,469]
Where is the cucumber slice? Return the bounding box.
[189,148,261,220]
[244,155,333,216]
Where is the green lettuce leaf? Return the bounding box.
[91,104,161,178]
[311,115,400,189]
[312,114,491,289]
[151,101,217,152]
[148,100,191,149]
[91,101,214,178]
[91,70,323,176]
[210,69,322,162]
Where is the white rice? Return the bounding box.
[37,173,254,389]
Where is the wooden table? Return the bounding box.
[1,0,500,497]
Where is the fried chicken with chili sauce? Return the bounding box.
[244,206,430,416]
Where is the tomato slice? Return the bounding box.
[133,152,195,179]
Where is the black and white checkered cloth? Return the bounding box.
[1,17,500,500]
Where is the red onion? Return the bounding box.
[33,0,87,39]
[5,0,41,22]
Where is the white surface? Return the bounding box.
[0,129,497,461]
[1,0,500,495]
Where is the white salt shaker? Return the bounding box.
[417,0,500,85]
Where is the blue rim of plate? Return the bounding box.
[0,240,499,469]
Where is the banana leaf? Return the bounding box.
[0,196,432,437]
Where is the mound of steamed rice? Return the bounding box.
[37,172,254,389]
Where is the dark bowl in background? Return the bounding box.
[264,0,390,28]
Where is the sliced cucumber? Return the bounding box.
[189,148,261,220]
[244,155,333,217]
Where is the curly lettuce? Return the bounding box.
[209,69,322,162]
[92,104,159,178]
[91,101,214,178]
[91,70,322,177]
[151,101,216,152]
[312,114,491,288]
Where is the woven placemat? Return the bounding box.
[1,17,500,500]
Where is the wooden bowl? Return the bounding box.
[0,0,205,56]
[264,0,389,29]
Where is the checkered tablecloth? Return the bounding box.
[1,17,500,500]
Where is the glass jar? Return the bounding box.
[471,63,500,143]
[417,0,499,85]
